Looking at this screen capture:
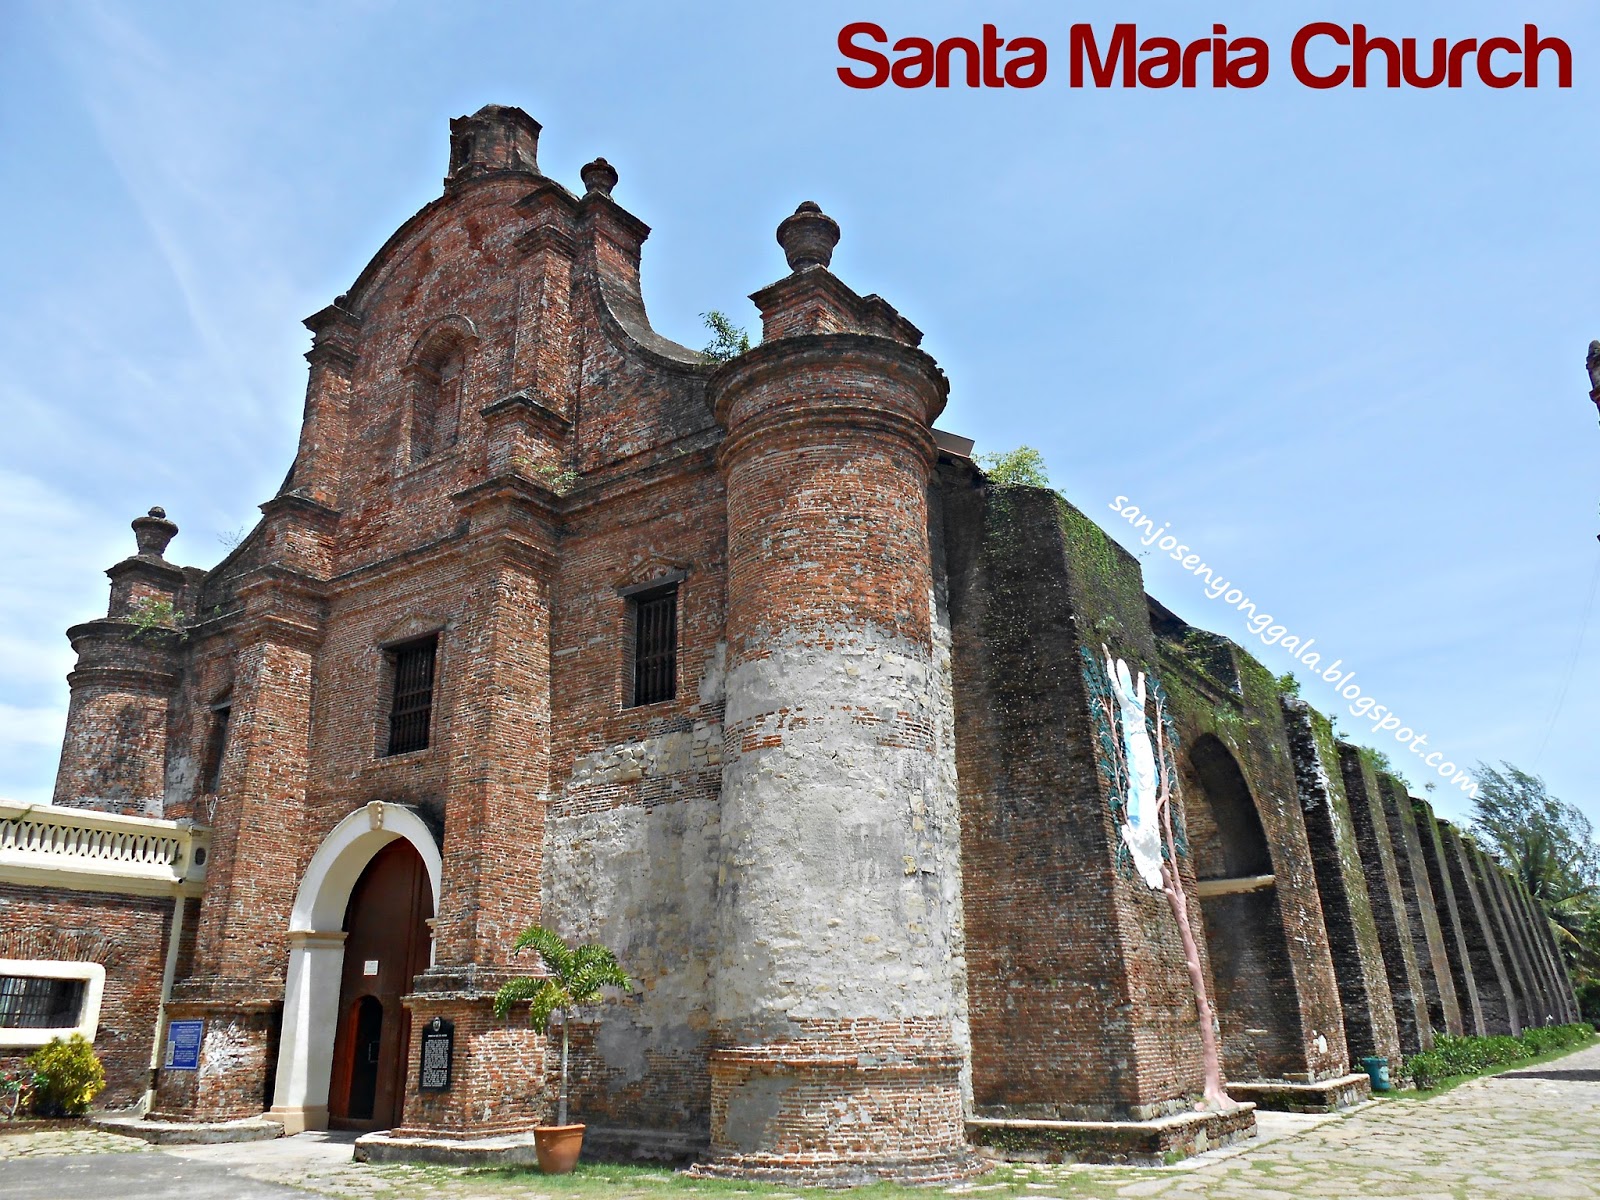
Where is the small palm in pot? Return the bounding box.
[494,924,633,1166]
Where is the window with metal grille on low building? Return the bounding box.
[0,976,86,1029]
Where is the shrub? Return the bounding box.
[976,445,1051,489]
[1402,1023,1593,1089]
[26,1035,106,1116]
[701,311,751,362]
[1521,1023,1593,1056]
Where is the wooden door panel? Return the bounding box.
[327,838,433,1130]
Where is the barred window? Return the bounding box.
[629,587,677,707]
[386,636,437,756]
[0,976,86,1029]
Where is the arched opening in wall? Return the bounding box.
[326,839,433,1131]
[270,804,441,1135]
[408,336,468,462]
[1186,734,1303,1083]
[335,995,384,1122]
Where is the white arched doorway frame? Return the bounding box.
[266,801,441,1134]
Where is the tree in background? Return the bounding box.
[1471,762,1600,991]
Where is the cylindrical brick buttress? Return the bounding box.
[705,334,974,1183]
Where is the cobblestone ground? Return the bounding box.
[4,1041,1598,1199]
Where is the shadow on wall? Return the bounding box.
[1187,734,1303,1083]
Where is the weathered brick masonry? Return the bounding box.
[0,886,171,1105]
[1,803,205,1114]
[1280,701,1401,1068]
[35,104,1577,1174]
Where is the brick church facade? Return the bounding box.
[8,105,1577,1179]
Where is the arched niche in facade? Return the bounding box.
[404,316,478,462]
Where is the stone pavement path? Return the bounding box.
[4,1041,1599,1199]
[1075,1040,1600,1199]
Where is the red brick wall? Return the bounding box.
[0,884,175,1109]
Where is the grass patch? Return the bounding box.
[455,1159,1140,1200]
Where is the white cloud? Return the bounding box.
[0,703,69,751]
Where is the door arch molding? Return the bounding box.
[267,802,441,1133]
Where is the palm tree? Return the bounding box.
[1472,762,1600,977]
[493,926,633,1127]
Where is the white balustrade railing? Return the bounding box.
[0,801,208,894]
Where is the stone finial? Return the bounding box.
[132,507,178,559]
[776,201,840,273]
[581,157,618,198]
[1587,339,1600,393]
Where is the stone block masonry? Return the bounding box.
[1338,747,1433,1055]
[1437,820,1520,1036]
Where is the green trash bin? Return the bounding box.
[1360,1055,1391,1091]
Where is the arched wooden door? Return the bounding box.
[327,838,433,1130]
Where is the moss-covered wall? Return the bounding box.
[1504,873,1579,1022]
[942,465,1365,1111]
[1408,795,1485,1036]
[1478,851,1555,1030]
[1435,821,1521,1036]
[1337,746,1433,1055]
[1465,844,1536,1036]
[1150,618,1345,1084]
[1053,497,1220,1108]
[939,460,1581,1103]
[941,468,1206,1119]
[1372,773,1462,1037]
[1281,700,1401,1065]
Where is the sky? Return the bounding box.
[2,1,1597,834]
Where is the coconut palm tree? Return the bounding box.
[1472,762,1600,978]
[493,926,633,1127]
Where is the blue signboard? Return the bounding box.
[164,1019,204,1071]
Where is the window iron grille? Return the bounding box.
[387,637,437,755]
[631,589,677,707]
[0,977,85,1029]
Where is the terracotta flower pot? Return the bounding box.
[534,1123,585,1174]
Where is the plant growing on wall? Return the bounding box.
[509,455,579,494]
[1081,645,1233,1111]
[976,445,1052,489]
[701,310,752,362]
[125,596,182,641]
[493,925,633,1128]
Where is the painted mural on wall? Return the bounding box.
[1080,644,1234,1110]
[1080,645,1186,887]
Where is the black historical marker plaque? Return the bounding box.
[418,1016,454,1092]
